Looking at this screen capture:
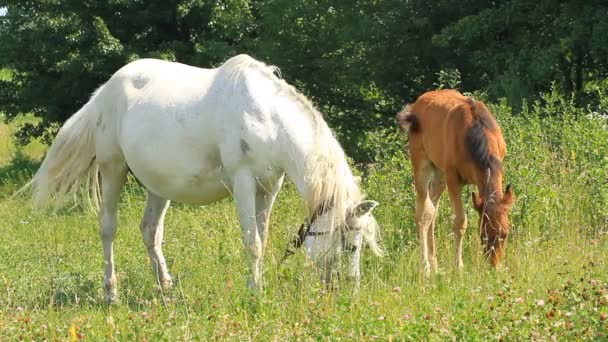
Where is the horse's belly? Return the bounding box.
[153,178,230,204]
[123,139,232,204]
[131,165,231,204]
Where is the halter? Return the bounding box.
[281,219,359,264]
[303,226,358,253]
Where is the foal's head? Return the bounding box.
[472,185,515,266]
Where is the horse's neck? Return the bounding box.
[478,173,504,204]
[280,118,357,216]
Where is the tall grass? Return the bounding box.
[0,95,607,340]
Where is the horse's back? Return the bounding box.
[407,90,505,180]
[96,56,286,204]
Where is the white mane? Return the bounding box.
[223,54,364,232]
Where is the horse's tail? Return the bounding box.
[19,85,105,210]
[396,104,420,134]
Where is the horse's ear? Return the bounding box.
[351,200,379,217]
[471,192,484,212]
[503,184,515,206]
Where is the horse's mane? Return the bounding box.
[221,54,323,125]
[464,99,503,175]
[221,54,364,232]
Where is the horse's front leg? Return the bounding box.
[140,191,173,290]
[233,168,264,290]
[98,162,128,304]
[347,231,363,290]
[255,174,284,258]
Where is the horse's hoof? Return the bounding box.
[247,279,263,291]
[160,278,173,291]
[105,281,119,304]
[106,292,119,305]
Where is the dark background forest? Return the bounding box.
[1,0,607,161]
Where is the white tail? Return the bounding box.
[25,86,104,210]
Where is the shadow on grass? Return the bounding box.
[49,272,101,308]
[39,272,185,310]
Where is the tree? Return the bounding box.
[433,0,608,107]
[0,0,256,144]
[1,0,607,159]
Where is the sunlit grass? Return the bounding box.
[0,107,607,340]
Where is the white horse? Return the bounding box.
[25,54,382,302]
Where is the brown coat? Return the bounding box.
[397,89,514,271]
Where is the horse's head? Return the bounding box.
[472,185,515,267]
[284,200,382,284]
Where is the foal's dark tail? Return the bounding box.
[396,104,420,133]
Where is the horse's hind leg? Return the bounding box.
[428,174,446,273]
[446,172,467,270]
[413,160,437,277]
[140,191,172,290]
[99,161,128,303]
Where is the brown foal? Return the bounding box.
[397,90,514,275]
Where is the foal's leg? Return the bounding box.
[233,168,264,290]
[428,176,446,273]
[446,172,467,270]
[140,191,172,290]
[413,161,436,277]
[99,162,128,303]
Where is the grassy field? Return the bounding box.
[0,96,607,340]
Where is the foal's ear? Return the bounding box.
[472,192,484,212]
[351,200,379,217]
[503,184,515,206]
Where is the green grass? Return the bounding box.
[0,98,607,340]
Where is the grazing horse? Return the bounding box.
[24,54,382,302]
[396,89,514,275]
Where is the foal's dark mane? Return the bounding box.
[464,99,502,175]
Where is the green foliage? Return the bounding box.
[433,0,608,108]
[2,0,608,160]
[434,68,462,90]
[0,0,257,144]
